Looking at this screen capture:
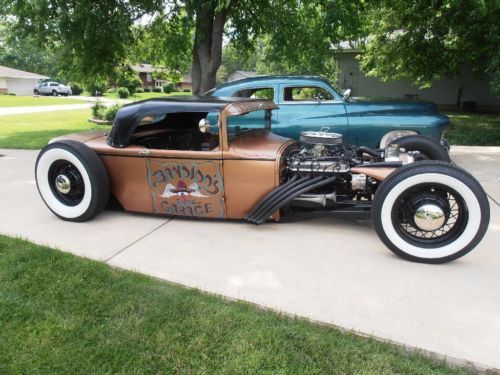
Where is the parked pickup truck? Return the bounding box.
[208,75,449,151]
[34,81,72,96]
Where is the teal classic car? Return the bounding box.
[208,76,449,150]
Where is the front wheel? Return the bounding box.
[52,90,58,96]
[393,135,450,162]
[372,161,489,263]
[35,141,109,222]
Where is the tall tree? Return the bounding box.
[357,0,500,95]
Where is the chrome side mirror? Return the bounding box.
[199,118,211,133]
[343,88,352,100]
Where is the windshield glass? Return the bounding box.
[207,109,271,140]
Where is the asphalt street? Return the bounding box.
[0,147,499,370]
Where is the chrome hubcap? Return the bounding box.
[55,174,71,194]
[414,204,445,231]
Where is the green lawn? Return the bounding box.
[0,235,462,374]
[0,95,85,107]
[444,112,500,146]
[94,91,192,101]
[0,109,106,149]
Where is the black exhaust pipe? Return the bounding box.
[253,175,337,224]
[245,174,305,221]
[247,175,318,223]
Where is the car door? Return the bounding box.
[142,148,226,219]
[39,82,49,94]
[275,84,349,140]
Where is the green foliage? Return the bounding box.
[115,65,142,95]
[68,82,83,96]
[104,104,121,121]
[0,235,462,374]
[152,87,162,93]
[91,101,106,119]
[136,87,144,93]
[0,18,64,80]
[84,80,108,96]
[162,82,175,93]
[357,0,500,95]
[116,87,130,99]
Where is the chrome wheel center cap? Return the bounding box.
[55,175,71,194]
[414,204,445,231]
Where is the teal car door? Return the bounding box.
[274,84,349,141]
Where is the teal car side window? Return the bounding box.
[282,86,335,102]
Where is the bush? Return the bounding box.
[107,88,116,93]
[117,87,130,99]
[163,82,175,94]
[136,87,144,93]
[104,104,121,121]
[69,82,83,96]
[84,80,107,96]
[153,87,162,93]
[91,101,106,119]
[144,87,152,92]
[0,92,16,96]
[183,89,191,92]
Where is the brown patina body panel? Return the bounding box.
[61,99,298,220]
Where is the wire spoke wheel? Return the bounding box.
[392,183,468,247]
[372,161,490,263]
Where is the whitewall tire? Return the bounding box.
[35,141,109,222]
[372,161,489,263]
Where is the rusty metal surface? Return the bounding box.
[350,167,397,181]
[51,130,108,145]
[222,100,278,117]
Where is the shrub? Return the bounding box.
[136,87,144,93]
[84,80,107,96]
[144,87,152,92]
[153,87,162,93]
[117,87,130,99]
[69,82,83,96]
[107,88,116,93]
[163,82,175,94]
[183,89,191,92]
[91,101,106,119]
[104,104,121,121]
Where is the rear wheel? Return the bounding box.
[35,141,109,222]
[372,161,489,263]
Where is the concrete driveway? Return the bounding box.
[0,147,499,370]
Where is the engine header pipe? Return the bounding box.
[246,175,312,222]
[252,175,336,224]
[245,174,301,221]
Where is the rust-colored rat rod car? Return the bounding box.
[35,97,490,263]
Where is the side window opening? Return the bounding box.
[283,86,334,101]
[130,112,219,151]
[233,87,274,100]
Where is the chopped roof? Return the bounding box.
[0,65,49,79]
[107,96,278,148]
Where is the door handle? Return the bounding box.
[138,149,150,156]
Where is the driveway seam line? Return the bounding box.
[487,193,500,207]
[104,219,172,262]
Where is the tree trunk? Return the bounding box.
[191,1,228,95]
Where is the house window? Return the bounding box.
[146,73,152,82]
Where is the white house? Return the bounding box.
[227,71,257,82]
[333,45,500,111]
[0,65,49,96]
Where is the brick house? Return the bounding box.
[131,64,192,92]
